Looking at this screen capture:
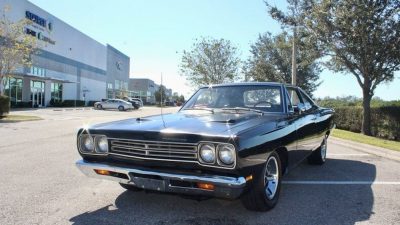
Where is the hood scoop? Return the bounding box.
[208,114,259,124]
[211,119,236,124]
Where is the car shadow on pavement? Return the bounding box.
[70,158,375,225]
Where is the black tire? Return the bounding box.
[118,106,124,111]
[133,105,139,110]
[119,183,142,192]
[241,151,282,211]
[96,104,102,110]
[308,136,328,165]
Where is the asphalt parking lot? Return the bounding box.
[1,107,400,225]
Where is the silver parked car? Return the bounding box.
[94,99,133,111]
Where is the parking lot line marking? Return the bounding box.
[327,153,370,156]
[282,181,400,185]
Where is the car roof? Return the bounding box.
[199,82,290,88]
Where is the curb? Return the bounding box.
[52,107,94,111]
[329,137,400,162]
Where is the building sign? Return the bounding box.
[25,11,55,45]
[116,61,122,71]
[25,28,56,45]
[25,11,46,27]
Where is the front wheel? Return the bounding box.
[241,151,282,211]
[118,106,124,111]
[308,136,328,165]
[96,104,102,110]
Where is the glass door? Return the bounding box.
[31,81,45,107]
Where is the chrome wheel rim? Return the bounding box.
[321,138,327,161]
[264,156,279,200]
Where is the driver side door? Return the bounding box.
[286,87,315,165]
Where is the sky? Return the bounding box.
[29,0,400,100]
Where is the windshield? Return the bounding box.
[182,85,283,113]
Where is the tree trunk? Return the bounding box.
[361,89,372,136]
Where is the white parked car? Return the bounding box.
[94,99,133,111]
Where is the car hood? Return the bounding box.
[89,111,285,138]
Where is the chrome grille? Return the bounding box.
[109,139,198,162]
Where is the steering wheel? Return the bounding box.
[253,101,273,107]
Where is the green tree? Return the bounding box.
[303,0,400,135]
[180,37,241,87]
[265,0,306,86]
[244,32,321,94]
[178,94,185,103]
[154,85,166,104]
[0,6,37,95]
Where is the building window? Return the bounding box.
[30,66,45,77]
[4,77,23,106]
[51,83,63,102]
[107,83,113,89]
[107,90,113,99]
[115,80,120,90]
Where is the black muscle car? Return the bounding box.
[76,82,334,211]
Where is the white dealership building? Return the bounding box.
[0,0,130,107]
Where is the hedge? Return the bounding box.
[334,106,400,141]
[0,95,10,117]
[11,102,32,108]
[49,99,85,107]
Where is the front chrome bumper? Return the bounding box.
[76,160,246,199]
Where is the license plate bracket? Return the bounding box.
[129,175,166,191]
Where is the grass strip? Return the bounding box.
[0,114,42,123]
[332,129,400,152]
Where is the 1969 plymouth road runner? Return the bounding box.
[76,82,334,211]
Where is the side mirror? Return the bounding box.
[293,103,306,115]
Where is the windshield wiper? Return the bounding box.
[221,107,264,115]
[183,107,214,113]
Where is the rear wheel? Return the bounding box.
[241,151,282,211]
[118,106,124,111]
[119,183,142,192]
[308,136,328,165]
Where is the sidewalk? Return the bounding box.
[330,136,400,162]
[10,107,94,112]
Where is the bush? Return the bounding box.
[10,101,31,108]
[0,95,10,117]
[61,100,85,107]
[49,99,85,107]
[334,106,400,141]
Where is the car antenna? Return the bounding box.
[160,72,166,128]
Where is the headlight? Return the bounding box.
[79,134,94,153]
[95,136,108,154]
[217,144,235,165]
[199,143,216,163]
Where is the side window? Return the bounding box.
[285,89,294,112]
[287,88,301,107]
[299,90,314,111]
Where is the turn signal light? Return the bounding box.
[94,169,110,176]
[197,183,215,190]
[245,175,253,181]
